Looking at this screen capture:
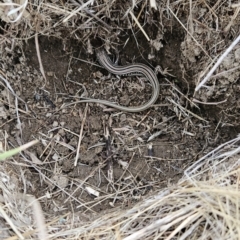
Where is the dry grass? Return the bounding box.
[1,0,240,239]
[1,134,240,239]
[60,135,240,239]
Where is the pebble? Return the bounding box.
[120,114,126,122]
[53,121,58,127]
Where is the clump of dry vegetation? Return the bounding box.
[1,0,240,239]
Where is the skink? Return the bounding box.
[78,49,160,112]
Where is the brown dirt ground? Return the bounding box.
[0,2,239,218]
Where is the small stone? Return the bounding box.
[120,114,126,122]
[53,121,58,127]
[0,106,7,119]
[52,153,59,161]
[57,98,63,103]
[52,175,69,188]
[47,71,54,77]
[235,48,240,60]
[94,71,103,78]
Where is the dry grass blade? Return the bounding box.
[0,73,28,136]
[35,34,47,85]
[0,205,24,240]
[167,6,211,60]
[0,139,38,160]
[184,135,240,179]
[129,10,150,41]
[133,0,147,27]
[224,6,240,32]
[75,103,88,166]
[123,207,200,240]
[26,195,48,240]
[193,98,227,105]
[63,0,94,23]
[195,34,240,93]
[70,0,112,30]
[167,97,207,122]
[0,0,28,22]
